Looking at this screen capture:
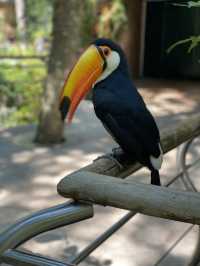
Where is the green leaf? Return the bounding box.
[173,1,200,8]
[188,1,200,8]
[167,36,200,54]
[167,37,193,53]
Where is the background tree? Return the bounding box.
[15,0,27,46]
[124,0,142,78]
[35,0,83,144]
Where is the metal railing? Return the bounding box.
[0,114,200,265]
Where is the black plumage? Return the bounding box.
[92,39,162,185]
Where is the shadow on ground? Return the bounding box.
[1,79,200,265]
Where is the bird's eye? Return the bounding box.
[103,47,110,57]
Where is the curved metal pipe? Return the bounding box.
[180,136,200,266]
[0,201,93,256]
[180,138,198,192]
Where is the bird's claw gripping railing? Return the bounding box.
[1,113,200,266]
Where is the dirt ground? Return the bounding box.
[1,78,200,266]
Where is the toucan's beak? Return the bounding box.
[59,45,105,123]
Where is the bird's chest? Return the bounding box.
[92,88,126,115]
[93,87,115,107]
[92,85,140,117]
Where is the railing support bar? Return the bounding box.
[1,249,73,266]
[0,202,93,257]
[70,211,135,265]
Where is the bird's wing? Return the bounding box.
[95,103,161,166]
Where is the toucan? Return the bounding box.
[59,38,163,186]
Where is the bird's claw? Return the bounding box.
[93,149,124,170]
[112,147,124,157]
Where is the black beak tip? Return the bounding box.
[59,96,71,121]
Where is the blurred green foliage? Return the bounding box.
[0,0,52,127]
[0,0,127,128]
[0,60,46,127]
[81,0,97,46]
[26,0,53,41]
[81,0,127,46]
[0,45,43,56]
[97,0,127,40]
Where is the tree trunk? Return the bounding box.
[35,0,83,144]
[15,0,26,45]
[124,0,142,78]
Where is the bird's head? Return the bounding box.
[59,38,128,123]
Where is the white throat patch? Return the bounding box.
[94,51,120,85]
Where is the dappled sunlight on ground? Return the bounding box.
[1,79,200,265]
[137,79,200,123]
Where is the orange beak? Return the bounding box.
[59,45,105,123]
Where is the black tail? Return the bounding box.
[151,169,161,186]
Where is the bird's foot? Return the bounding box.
[94,147,125,170]
[112,147,127,165]
[112,147,135,165]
